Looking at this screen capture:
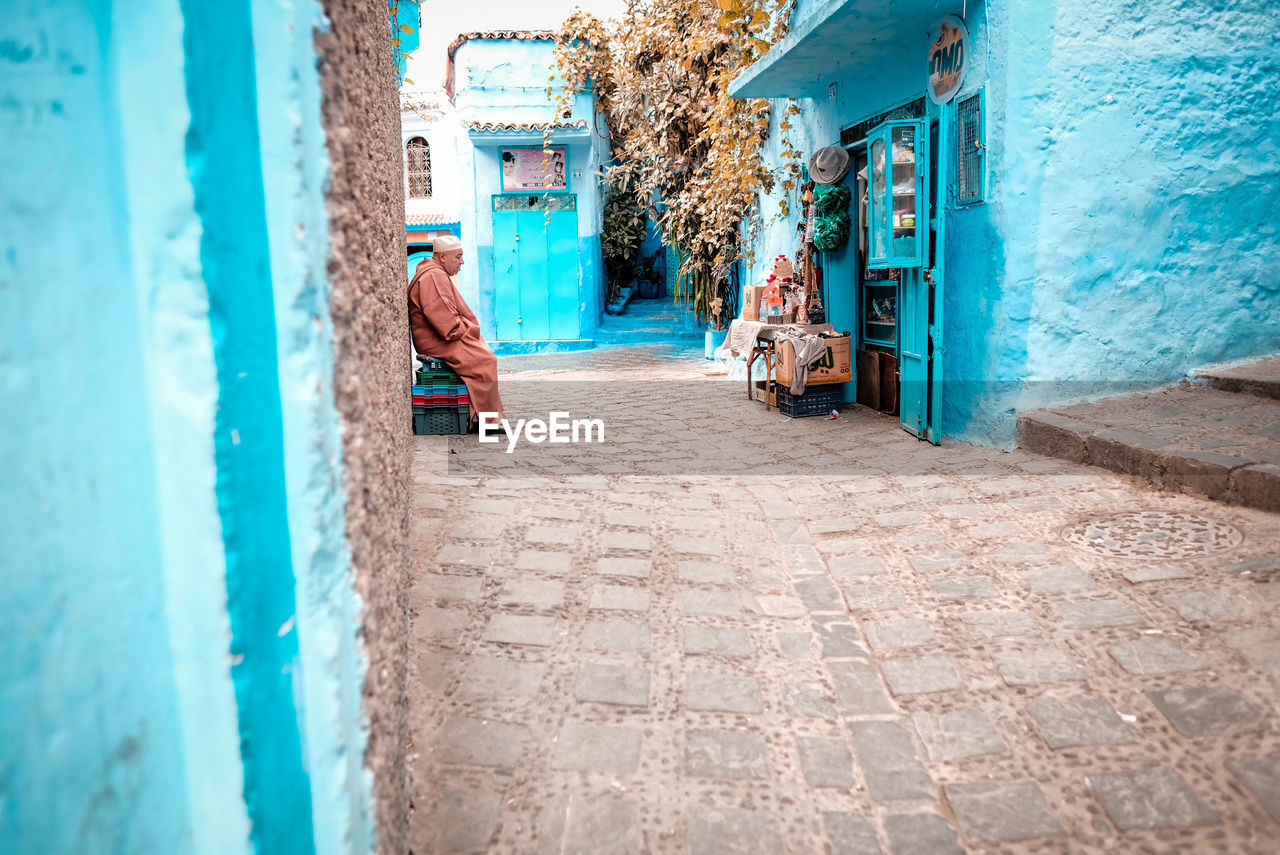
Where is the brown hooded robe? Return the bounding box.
[408,257,504,422]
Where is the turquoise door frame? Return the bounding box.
[925,105,948,444]
[492,197,579,341]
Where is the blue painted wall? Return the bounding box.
[0,3,237,853]
[1,1,376,852]
[1010,0,1280,423]
[251,0,377,851]
[741,0,1280,445]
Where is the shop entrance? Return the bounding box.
[492,195,580,341]
[846,107,944,444]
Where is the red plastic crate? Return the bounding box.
[412,394,470,407]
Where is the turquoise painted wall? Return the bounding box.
[390,0,419,85]
[1,0,374,852]
[743,0,1280,445]
[251,0,375,852]
[1014,0,1280,418]
[0,2,244,852]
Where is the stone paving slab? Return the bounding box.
[1087,767,1219,830]
[946,779,1065,843]
[407,344,1280,854]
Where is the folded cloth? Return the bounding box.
[727,319,768,357]
[728,319,833,358]
[775,330,830,396]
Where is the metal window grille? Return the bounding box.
[406,137,432,198]
[492,194,576,211]
[840,97,926,147]
[957,93,983,203]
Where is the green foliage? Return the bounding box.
[639,250,661,283]
[602,185,647,291]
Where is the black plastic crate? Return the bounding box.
[415,357,461,385]
[412,404,469,435]
[776,384,844,418]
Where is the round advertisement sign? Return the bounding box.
[927,15,969,105]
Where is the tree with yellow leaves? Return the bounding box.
[548,0,801,326]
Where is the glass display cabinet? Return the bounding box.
[866,118,927,269]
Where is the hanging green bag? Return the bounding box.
[813,184,851,217]
[813,214,850,252]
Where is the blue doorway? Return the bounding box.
[492,195,580,341]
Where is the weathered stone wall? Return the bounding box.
[316,2,413,852]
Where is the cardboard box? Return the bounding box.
[751,379,777,407]
[742,285,766,321]
[776,335,852,386]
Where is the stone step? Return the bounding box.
[1192,355,1280,400]
[595,328,707,345]
[1017,383,1280,513]
[490,338,595,356]
[600,314,689,327]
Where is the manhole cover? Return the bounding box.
[1063,511,1243,559]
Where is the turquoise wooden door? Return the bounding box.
[546,212,579,339]
[899,268,929,438]
[407,250,431,283]
[877,116,941,442]
[492,195,580,341]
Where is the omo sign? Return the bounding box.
[927,15,969,105]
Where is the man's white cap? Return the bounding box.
[433,234,462,253]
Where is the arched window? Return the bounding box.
[406,137,432,198]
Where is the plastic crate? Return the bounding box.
[412,403,470,435]
[776,384,843,418]
[412,383,468,396]
[416,370,461,383]
[416,357,454,372]
[412,394,470,407]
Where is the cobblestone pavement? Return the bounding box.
[408,344,1280,854]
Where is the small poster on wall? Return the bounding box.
[501,147,568,192]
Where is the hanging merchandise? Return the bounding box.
[814,216,851,252]
[814,184,851,216]
[809,145,851,185]
[795,179,825,324]
[812,184,852,253]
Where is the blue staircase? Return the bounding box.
[595,298,707,346]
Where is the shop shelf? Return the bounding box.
[776,384,843,418]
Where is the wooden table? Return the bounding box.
[731,321,836,411]
[746,326,780,410]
